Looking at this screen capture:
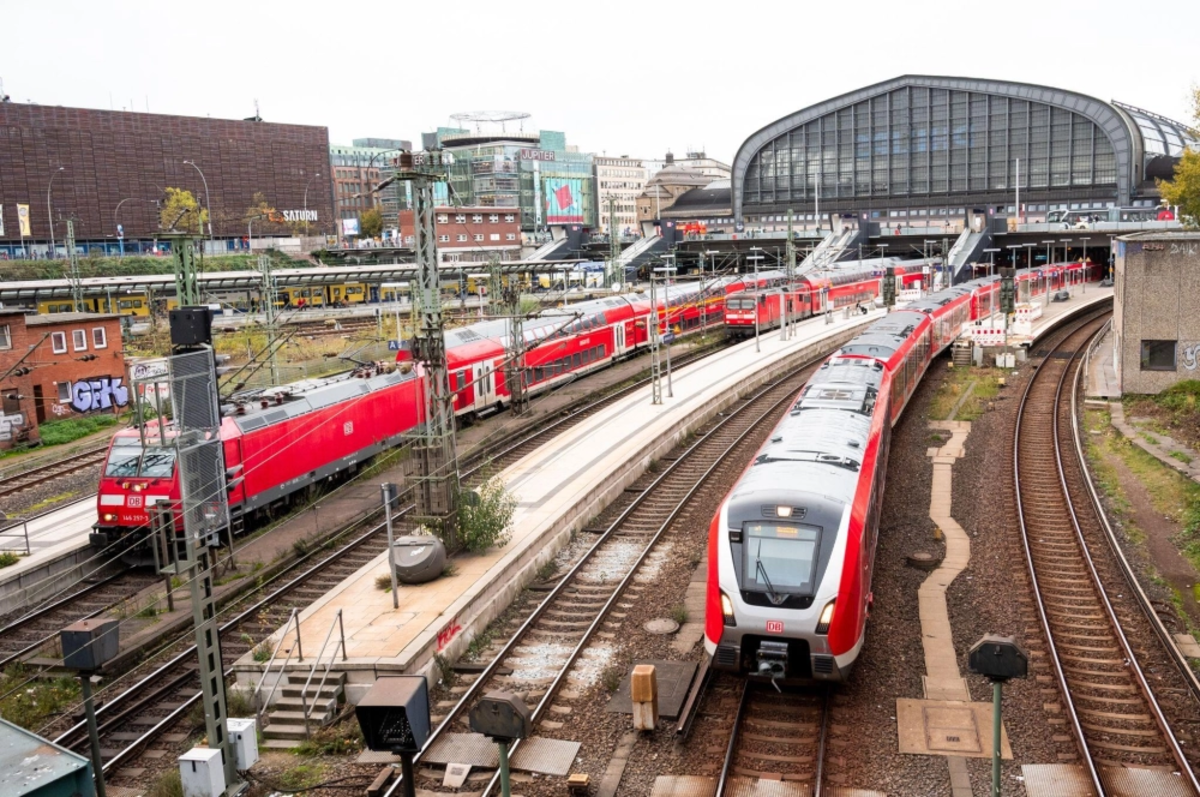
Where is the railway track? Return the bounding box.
[392,353,826,797]
[716,680,831,796]
[0,571,160,668]
[0,444,109,500]
[1014,308,1200,795]
[47,338,729,781]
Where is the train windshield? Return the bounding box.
[727,298,755,310]
[104,441,177,478]
[741,522,820,597]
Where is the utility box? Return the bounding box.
[356,676,430,753]
[60,619,119,671]
[469,692,532,742]
[393,536,447,585]
[226,717,259,770]
[968,634,1029,681]
[179,747,225,797]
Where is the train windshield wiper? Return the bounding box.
[755,541,781,603]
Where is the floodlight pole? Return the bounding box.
[784,209,795,340]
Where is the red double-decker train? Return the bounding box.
[724,259,936,338]
[93,272,784,554]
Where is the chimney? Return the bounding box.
[665,152,674,164]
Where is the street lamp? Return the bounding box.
[983,248,1000,278]
[303,171,323,237]
[653,265,677,397]
[747,247,764,352]
[701,249,719,332]
[46,166,64,256]
[182,160,214,242]
[1080,237,1090,291]
[114,198,158,257]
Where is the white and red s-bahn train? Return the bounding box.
[703,274,1006,683]
[92,271,784,552]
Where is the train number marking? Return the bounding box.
[766,620,784,634]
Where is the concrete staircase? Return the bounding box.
[261,671,346,749]
[951,339,974,368]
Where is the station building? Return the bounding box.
[0,310,126,448]
[731,75,1196,231]
[1112,232,1200,395]
[0,102,334,254]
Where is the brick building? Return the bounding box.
[0,103,333,251]
[0,311,127,449]
[395,207,522,262]
[1113,232,1200,394]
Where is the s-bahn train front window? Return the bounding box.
[742,522,820,602]
[104,440,177,478]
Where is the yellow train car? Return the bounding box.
[37,292,152,317]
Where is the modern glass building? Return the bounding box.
[425,127,597,231]
[732,75,1197,226]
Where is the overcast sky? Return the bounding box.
[4,0,1196,165]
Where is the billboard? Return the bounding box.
[544,177,583,224]
[342,218,360,236]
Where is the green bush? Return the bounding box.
[37,415,120,447]
[1156,380,1200,412]
[457,477,517,554]
[147,770,183,797]
[0,666,80,731]
[0,552,20,568]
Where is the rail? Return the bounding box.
[299,609,347,737]
[1014,311,1199,794]
[252,607,304,727]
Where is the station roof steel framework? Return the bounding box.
[732,75,1198,222]
[0,260,584,304]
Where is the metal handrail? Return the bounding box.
[299,609,347,737]
[252,608,303,726]
[0,517,31,554]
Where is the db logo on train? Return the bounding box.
[766,620,785,634]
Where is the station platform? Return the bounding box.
[233,308,883,699]
[0,500,100,614]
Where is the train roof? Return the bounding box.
[729,357,884,508]
[228,367,417,433]
[838,310,926,358]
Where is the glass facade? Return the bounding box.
[1114,102,1196,157]
[741,86,1119,210]
[443,144,596,230]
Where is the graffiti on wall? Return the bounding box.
[1182,343,1200,372]
[70,376,130,413]
[0,411,26,442]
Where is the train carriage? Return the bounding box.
[704,275,1008,683]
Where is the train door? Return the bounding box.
[473,362,494,411]
[614,323,626,356]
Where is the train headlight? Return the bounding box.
[815,600,836,635]
[131,483,144,492]
[102,513,118,522]
[720,591,737,627]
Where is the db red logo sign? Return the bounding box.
[766,620,784,634]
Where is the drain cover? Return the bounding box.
[645,618,680,634]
